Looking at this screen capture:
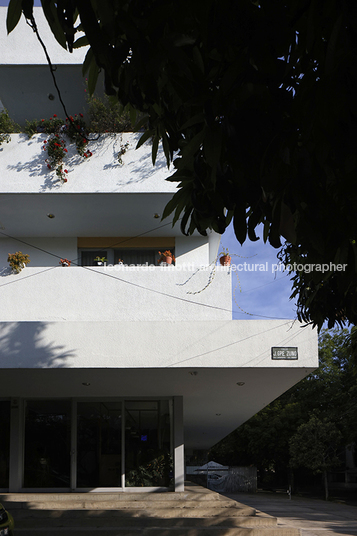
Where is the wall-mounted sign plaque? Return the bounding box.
[271,347,298,360]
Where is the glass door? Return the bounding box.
[125,400,172,487]
[0,401,10,488]
[24,400,71,488]
[77,401,122,488]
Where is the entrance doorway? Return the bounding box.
[24,400,71,488]
[23,398,172,490]
[77,401,122,487]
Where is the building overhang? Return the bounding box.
[0,319,318,449]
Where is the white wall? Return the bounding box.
[0,237,78,267]
[0,134,176,194]
[0,319,317,370]
[0,66,90,126]
[0,264,232,321]
[0,7,86,65]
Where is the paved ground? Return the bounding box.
[225,492,357,536]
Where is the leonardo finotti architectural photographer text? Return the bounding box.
[103,262,348,273]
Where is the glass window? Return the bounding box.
[0,401,10,488]
[114,248,158,266]
[81,250,108,266]
[77,402,122,488]
[80,248,174,266]
[125,400,172,487]
[24,400,71,488]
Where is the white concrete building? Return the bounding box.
[0,8,318,493]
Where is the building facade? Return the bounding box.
[0,8,318,493]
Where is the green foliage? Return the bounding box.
[43,134,68,181]
[125,453,172,487]
[87,93,133,133]
[289,415,342,474]
[24,119,40,138]
[7,251,30,273]
[210,328,357,489]
[0,108,19,145]
[289,414,343,499]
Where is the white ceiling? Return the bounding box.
[0,193,180,237]
[1,366,314,449]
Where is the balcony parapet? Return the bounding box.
[0,133,176,194]
[0,265,232,321]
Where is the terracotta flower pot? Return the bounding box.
[220,255,231,266]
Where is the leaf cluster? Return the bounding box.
[87,93,133,133]
[0,108,20,145]
[210,328,357,478]
[7,251,30,273]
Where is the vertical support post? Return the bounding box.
[70,399,77,490]
[9,398,23,491]
[121,399,125,489]
[173,396,184,492]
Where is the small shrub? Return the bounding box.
[7,251,30,273]
[0,109,20,144]
[87,93,133,133]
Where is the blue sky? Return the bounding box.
[220,224,296,321]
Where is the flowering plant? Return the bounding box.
[43,134,68,181]
[37,114,92,183]
[158,250,175,264]
[7,251,30,273]
[59,258,71,266]
[94,256,107,263]
[66,114,92,158]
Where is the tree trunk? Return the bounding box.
[323,470,329,500]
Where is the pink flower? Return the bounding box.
[64,169,68,173]
[53,114,57,117]
[79,113,84,117]
[47,164,51,169]
[64,148,68,152]
[63,178,68,182]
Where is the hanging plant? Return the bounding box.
[43,134,68,182]
[219,247,231,266]
[34,114,93,182]
[117,140,129,164]
[66,114,92,158]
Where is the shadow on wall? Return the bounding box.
[0,321,75,368]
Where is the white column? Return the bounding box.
[9,398,24,491]
[173,396,184,492]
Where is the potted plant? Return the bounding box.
[219,248,231,266]
[158,250,175,265]
[59,258,71,267]
[94,256,107,266]
[7,251,30,273]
